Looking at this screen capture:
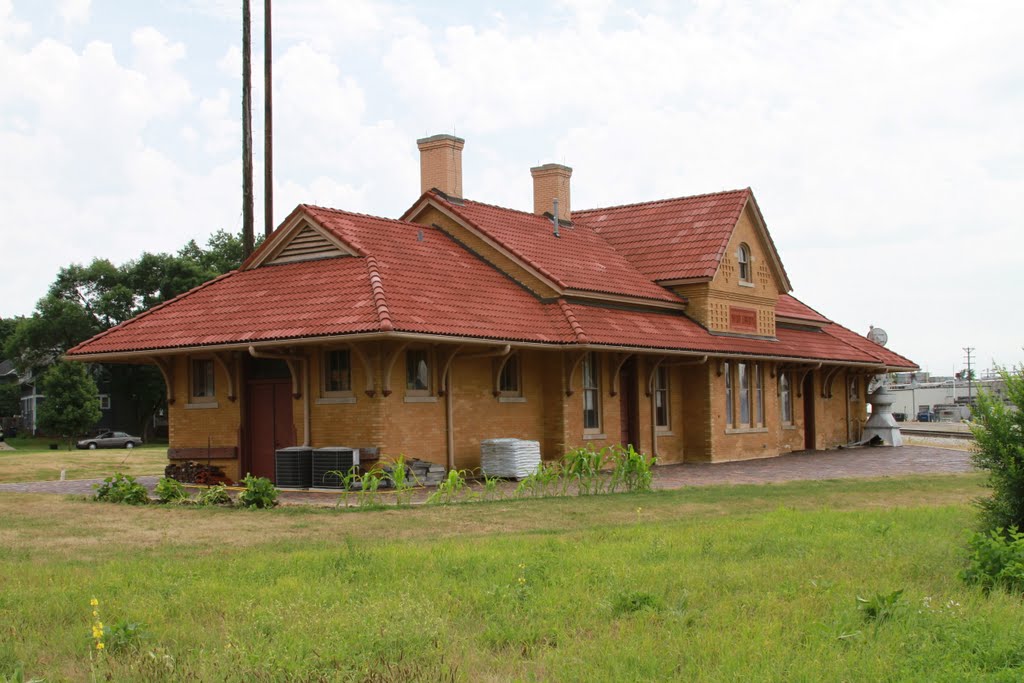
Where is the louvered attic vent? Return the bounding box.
[269,225,348,264]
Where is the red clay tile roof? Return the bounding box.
[67,204,916,370]
[573,189,755,283]
[775,294,831,323]
[427,193,682,303]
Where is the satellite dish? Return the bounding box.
[867,326,888,347]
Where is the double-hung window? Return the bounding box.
[582,353,601,431]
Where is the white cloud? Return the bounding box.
[58,0,90,25]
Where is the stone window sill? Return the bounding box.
[582,432,607,440]
[725,426,768,435]
[185,401,219,410]
[739,281,755,288]
[404,396,438,403]
[782,424,798,430]
[316,396,356,405]
[655,429,674,436]
[498,396,526,403]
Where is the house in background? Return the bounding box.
[66,134,916,483]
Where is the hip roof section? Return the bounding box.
[573,188,753,282]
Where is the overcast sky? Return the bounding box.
[2,0,1021,376]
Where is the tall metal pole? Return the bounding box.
[963,346,975,406]
[241,0,254,257]
[263,0,274,237]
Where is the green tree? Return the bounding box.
[970,367,1024,532]
[0,383,19,420]
[5,230,254,437]
[36,361,102,448]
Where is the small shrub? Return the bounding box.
[103,619,149,654]
[93,473,149,505]
[154,477,188,504]
[856,589,904,625]
[612,591,662,616]
[357,469,385,508]
[970,367,1024,532]
[961,527,1024,593]
[562,445,606,495]
[608,445,656,493]
[238,474,279,509]
[427,469,470,505]
[515,462,562,499]
[387,456,414,507]
[197,484,232,507]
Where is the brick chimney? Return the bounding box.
[416,134,464,199]
[531,163,572,223]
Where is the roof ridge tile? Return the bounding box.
[364,256,394,332]
[557,299,589,344]
[574,187,750,217]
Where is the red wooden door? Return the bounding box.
[619,359,639,448]
[803,373,816,450]
[245,379,294,481]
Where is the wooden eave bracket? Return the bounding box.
[150,357,175,405]
[609,353,635,396]
[645,356,667,397]
[381,341,410,397]
[821,366,843,399]
[491,350,515,397]
[565,350,588,397]
[348,344,377,397]
[795,363,822,398]
[212,352,238,401]
[437,345,465,397]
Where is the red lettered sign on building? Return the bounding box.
[730,307,758,333]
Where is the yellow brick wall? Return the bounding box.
[166,354,243,481]
[162,346,868,477]
[409,206,559,299]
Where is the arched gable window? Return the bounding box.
[737,243,752,283]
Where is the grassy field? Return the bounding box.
[1,472,1020,681]
[0,438,167,483]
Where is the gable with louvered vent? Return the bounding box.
[269,224,349,264]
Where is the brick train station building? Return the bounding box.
[67,134,916,482]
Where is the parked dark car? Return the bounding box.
[77,431,144,450]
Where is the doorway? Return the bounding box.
[618,358,639,448]
[243,358,295,481]
[803,372,816,450]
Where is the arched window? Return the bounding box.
[737,243,752,283]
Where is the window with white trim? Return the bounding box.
[738,362,751,426]
[99,394,111,410]
[724,361,733,426]
[737,243,752,283]
[654,365,670,429]
[780,372,793,425]
[498,354,522,397]
[754,362,764,426]
[322,349,353,396]
[582,352,601,431]
[405,349,431,395]
[191,358,216,402]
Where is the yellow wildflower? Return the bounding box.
[96,642,105,650]
[90,598,99,607]
[92,610,98,618]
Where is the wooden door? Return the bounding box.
[245,379,294,481]
[803,373,816,450]
[619,358,639,448]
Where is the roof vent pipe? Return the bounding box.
[553,198,560,238]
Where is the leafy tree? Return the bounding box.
[5,230,254,437]
[36,361,102,448]
[970,367,1024,532]
[0,317,22,352]
[0,383,19,420]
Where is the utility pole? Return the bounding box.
[241,0,254,257]
[263,0,274,237]
[963,346,975,406]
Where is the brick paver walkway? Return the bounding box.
[0,476,160,495]
[0,446,971,502]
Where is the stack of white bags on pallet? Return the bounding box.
[480,438,542,480]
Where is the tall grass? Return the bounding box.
[1,478,1019,681]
